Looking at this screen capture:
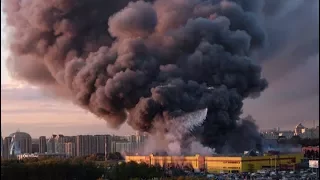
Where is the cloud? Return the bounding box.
[2,84,47,101]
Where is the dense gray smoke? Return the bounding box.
[3,0,272,153]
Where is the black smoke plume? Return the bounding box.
[3,0,269,153]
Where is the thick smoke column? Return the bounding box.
[3,0,269,153]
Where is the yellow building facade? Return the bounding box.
[204,156,242,173]
[125,153,303,173]
[240,153,303,173]
[125,154,205,170]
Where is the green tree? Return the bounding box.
[106,152,124,160]
[1,158,104,180]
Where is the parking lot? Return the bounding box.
[204,169,319,180]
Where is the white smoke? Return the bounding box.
[140,108,216,155]
[171,108,208,133]
[190,141,215,155]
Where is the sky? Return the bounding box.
[1,1,319,138]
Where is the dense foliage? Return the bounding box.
[77,152,124,161]
[1,157,215,180]
[1,158,164,180]
[106,152,124,161]
[1,158,104,180]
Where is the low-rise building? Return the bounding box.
[126,153,303,173]
[278,131,294,139]
[16,153,67,160]
[261,131,279,140]
[300,128,319,139]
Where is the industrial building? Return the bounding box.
[125,153,303,173]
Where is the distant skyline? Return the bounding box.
[1,1,319,138]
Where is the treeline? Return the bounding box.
[78,152,124,161]
[1,158,212,180]
[278,136,319,147]
[1,158,103,180]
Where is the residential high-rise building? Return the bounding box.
[64,136,76,143]
[32,144,39,153]
[76,135,95,156]
[47,134,65,154]
[112,135,127,142]
[95,135,107,154]
[68,136,77,153]
[56,134,65,153]
[31,139,39,153]
[127,135,137,143]
[9,131,32,157]
[47,134,57,153]
[76,135,114,157]
[65,142,76,157]
[39,136,47,153]
[136,131,148,148]
[92,136,98,155]
[105,135,112,155]
[111,141,136,154]
[3,137,12,160]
